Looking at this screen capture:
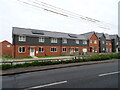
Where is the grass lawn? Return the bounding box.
[0,55,73,59]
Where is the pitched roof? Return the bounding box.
[80,31,95,39]
[104,34,111,40]
[95,33,104,38]
[12,27,87,40]
[109,35,118,39]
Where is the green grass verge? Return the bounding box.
[1,53,120,70]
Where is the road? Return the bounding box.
[2,60,119,89]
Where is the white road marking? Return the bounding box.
[26,80,67,89]
[99,71,120,77]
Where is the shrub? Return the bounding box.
[2,53,120,70]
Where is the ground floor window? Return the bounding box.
[62,47,67,52]
[75,47,79,52]
[18,46,25,53]
[38,47,44,52]
[51,47,57,52]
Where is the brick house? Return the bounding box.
[0,40,13,56]
[105,34,112,53]
[80,32,99,53]
[96,33,106,53]
[12,27,88,57]
[110,35,119,53]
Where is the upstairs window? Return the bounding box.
[38,47,44,52]
[18,46,25,53]
[106,42,108,45]
[83,40,87,44]
[62,39,67,44]
[51,38,57,43]
[51,47,57,52]
[94,40,97,44]
[39,37,45,43]
[7,45,11,47]
[90,40,92,43]
[102,41,105,44]
[116,42,118,45]
[62,47,67,52]
[19,36,26,41]
[76,40,79,44]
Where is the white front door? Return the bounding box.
[70,48,74,55]
[30,47,35,56]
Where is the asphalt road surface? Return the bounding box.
[2,60,119,89]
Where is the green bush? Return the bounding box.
[2,53,120,70]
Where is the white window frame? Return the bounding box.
[75,40,79,44]
[103,48,105,51]
[18,46,26,53]
[51,38,57,43]
[94,40,97,44]
[62,47,67,52]
[116,42,118,45]
[83,40,87,44]
[106,42,108,45]
[90,40,92,43]
[110,48,112,52]
[62,38,67,44]
[19,35,26,42]
[39,37,45,43]
[50,47,57,52]
[38,47,44,52]
[102,41,105,44]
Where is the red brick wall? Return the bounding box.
[88,33,99,53]
[0,41,13,56]
[106,40,112,53]
[14,45,88,57]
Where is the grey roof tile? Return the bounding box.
[12,27,87,40]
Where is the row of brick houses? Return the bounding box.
[0,27,120,58]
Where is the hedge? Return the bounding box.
[1,53,120,70]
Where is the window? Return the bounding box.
[76,40,79,44]
[51,47,57,52]
[18,46,25,53]
[82,48,87,52]
[106,42,108,45]
[75,47,79,52]
[7,45,10,47]
[90,40,92,43]
[83,40,87,44]
[110,48,112,52]
[39,37,44,42]
[106,48,108,52]
[19,36,26,41]
[103,48,105,51]
[62,47,67,52]
[51,38,57,43]
[117,42,118,45]
[102,41,105,44]
[38,47,44,52]
[94,40,97,44]
[62,39,67,43]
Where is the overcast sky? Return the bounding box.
[0,0,119,43]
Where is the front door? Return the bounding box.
[70,48,74,55]
[90,47,92,52]
[30,47,35,56]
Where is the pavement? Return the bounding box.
[1,59,118,76]
[2,60,119,88]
